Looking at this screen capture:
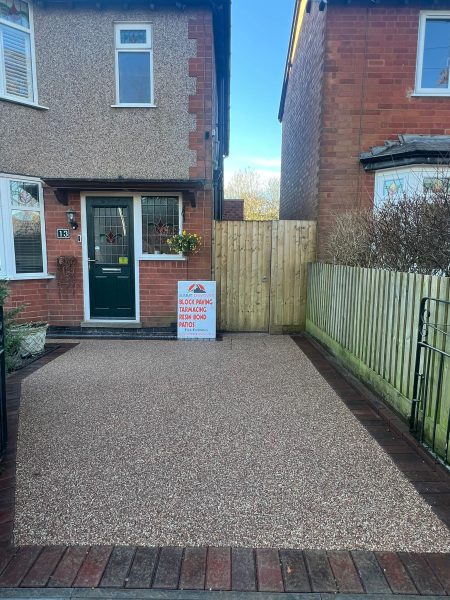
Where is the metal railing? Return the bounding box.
[410,297,450,467]
[0,307,7,456]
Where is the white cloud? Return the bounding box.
[247,157,282,168]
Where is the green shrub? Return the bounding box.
[0,281,25,372]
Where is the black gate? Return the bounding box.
[410,297,450,467]
[0,307,7,455]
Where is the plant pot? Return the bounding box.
[11,322,48,358]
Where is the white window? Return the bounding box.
[374,166,450,206]
[0,175,47,278]
[114,23,154,106]
[0,0,37,104]
[416,11,450,95]
[140,195,182,256]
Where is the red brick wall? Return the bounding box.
[223,199,244,221]
[280,2,327,221]
[6,188,84,326]
[281,1,450,255]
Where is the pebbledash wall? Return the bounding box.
[3,8,216,328]
[280,0,450,253]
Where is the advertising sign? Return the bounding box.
[178,281,216,340]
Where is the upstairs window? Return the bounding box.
[114,23,153,106]
[416,12,450,95]
[0,0,36,104]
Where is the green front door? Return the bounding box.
[86,197,135,319]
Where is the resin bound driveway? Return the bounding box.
[12,335,450,551]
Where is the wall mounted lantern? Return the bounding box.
[65,208,79,230]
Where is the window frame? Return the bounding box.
[0,173,48,279]
[374,165,450,207]
[137,192,184,260]
[113,22,155,108]
[415,11,450,96]
[0,0,39,107]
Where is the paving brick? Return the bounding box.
[20,546,65,588]
[255,548,283,593]
[0,546,42,587]
[425,553,450,594]
[280,549,311,592]
[126,547,159,589]
[231,547,256,592]
[375,551,417,594]
[352,550,390,593]
[73,545,113,588]
[304,549,336,593]
[328,551,363,593]
[48,546,90,587]
[206,547,231,591]
[399,552,445,595]
[152,546,183,589]
[179,547,206,590]
[100,546,136,588]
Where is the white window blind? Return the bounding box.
[0,0,36,103]
[0,25,33,99]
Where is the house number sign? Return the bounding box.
[56,229,70,239]
[178,281,216,340]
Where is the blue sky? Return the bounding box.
[224,0,295,183]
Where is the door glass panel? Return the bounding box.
[93,206,129,264]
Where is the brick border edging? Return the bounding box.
[296,335,450,482]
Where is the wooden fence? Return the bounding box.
[306,264,450,437]
[213,220,316,333]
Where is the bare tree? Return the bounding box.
[225,167,280,220]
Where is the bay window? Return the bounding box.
[0,176,47,278]
[374,167,450,206]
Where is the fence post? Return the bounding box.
[0,307,7,455]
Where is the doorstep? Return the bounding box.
[80,321,143,329]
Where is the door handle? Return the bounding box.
[88,258,96,264]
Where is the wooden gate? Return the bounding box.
[213,220,316,332]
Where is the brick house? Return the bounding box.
[279,0,450,254]
[222,198,244,220]
[0,0,230,330]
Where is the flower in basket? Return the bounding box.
[166,230,202,254]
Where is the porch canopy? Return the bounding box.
[42,178,205,207]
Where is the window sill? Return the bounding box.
[111,103,157,108]
[3,274,55,281]
[411,91,450,97]
[139,255,186,261]
[0,95,49,110]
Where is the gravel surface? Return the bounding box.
[14,335,450,550]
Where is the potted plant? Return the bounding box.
[166,230,202,255]
[11,321,48,358]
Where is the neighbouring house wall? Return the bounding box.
[280,1,450,256]
[0,7,205,180]
[223,199,244,221]
[279,2,327,221]
[318,1,450,253]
